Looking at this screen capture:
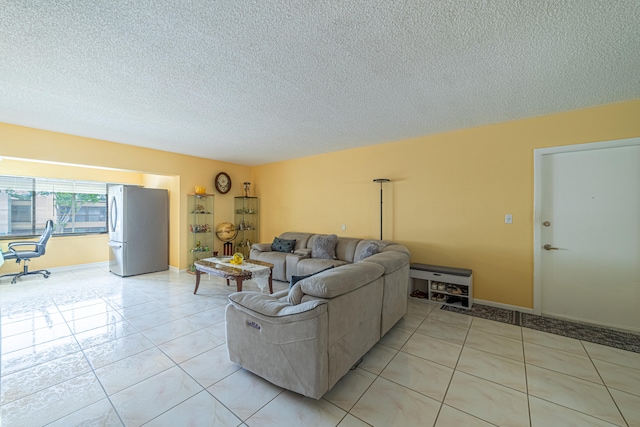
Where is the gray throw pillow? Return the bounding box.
[312,234,338,260]
[287,283,304,305]
[271,237,296,253]
[356,242,380,262]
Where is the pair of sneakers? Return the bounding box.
[430,293,447,302]
[410,290,428,299]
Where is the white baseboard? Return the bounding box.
[47,262,184,274]
[473,299,534,314]
[47,261,110,272]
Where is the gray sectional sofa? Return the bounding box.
[226,232,410,399]
[249,231,411,336]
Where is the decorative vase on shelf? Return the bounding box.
[243,182,251,197]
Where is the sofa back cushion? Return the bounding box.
[334,237,362,262]
[301,262,384,299]
[307,235,362,262]
[279,232,314,251]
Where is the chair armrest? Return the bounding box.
[7,242,38,250]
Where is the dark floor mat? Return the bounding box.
[441,304,640,353]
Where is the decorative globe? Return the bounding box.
[216,222,237,242]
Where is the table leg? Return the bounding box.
[268,269,273,294]
[194,269,201,294]
[235,277,243,292]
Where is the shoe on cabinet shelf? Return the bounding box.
[446,296,461,304]
[436,294,446,302]
[437,283,446,291]
[410,290,428,299]
[431,283,438,290]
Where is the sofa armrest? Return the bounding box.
[382,244,411,258]
[361,251,409,274]
[251,243,273,253]
[285,252,309,281]
[228,292,327,324]
[301,262,384,299]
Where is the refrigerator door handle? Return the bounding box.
[108,242,122,248]
[110,196,118,232]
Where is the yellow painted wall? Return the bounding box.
[253,99,640,309]
[2,99,639,305]
[0,124,252,271]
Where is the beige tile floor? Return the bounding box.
[1,266,639,426]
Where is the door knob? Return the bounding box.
[543,244,559,250]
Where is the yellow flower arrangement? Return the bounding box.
[229,252,244,265]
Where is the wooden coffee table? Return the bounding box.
[193,258,274,294]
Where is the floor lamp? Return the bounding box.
[373,178,390,240]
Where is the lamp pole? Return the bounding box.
[373,178,390,240]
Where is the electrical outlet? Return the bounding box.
[341,224,346,231]
[505,214,513,224]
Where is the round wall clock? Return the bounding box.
[215,172,232,194]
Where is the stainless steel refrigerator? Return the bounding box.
[108,185,169,276]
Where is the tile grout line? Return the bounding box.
[435,313,502,426]
[580,340,630,427]
[52,288,128,427]
[523,324,532,427]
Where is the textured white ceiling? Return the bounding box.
[1,1,639,166]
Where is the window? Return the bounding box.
[0,176,108,237]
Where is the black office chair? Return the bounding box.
[1,220,54,284]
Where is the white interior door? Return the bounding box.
[537,141,640,331]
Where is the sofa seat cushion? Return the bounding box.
[301,262,384,299]
[279,232,314,251]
